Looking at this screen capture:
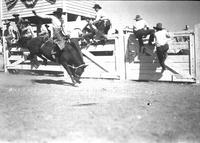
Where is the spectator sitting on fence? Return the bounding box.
[12,13,25,36]
[3,20,18,56]
[133,15,155,53]
[153,23,171,73]
[87,4,111,44]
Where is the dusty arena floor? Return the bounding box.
[0,71,200,143]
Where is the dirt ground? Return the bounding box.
[0,70,200,143]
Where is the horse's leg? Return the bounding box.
[28,54,39,69]
[61,62,76,85]
[37,54,48,65]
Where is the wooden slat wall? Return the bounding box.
[64,1,96,18]
[2,0,63,19]
[2,0,95,20]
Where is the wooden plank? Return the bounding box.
[7,64,64,71]
[84,56,115,63]
[190,33,195,77]
[130,55,189,63]
[81,49,109,72]
[115,35,126,80]
[87,45,115,52]
[171,31,194,36]
[8,55,24,61]
[194,24,200,83]
[126,63,190,71]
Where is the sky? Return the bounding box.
[97,1,200,32]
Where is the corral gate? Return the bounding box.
[2,0,122,80]
[3,36,121,79]
[124,29,197,82]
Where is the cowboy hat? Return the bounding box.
[53,8,66,15]
[23,19,30,24]
[12,13,20,17]
[93,4,102,9]
[45,24,49,28]
[153,23,163,30]
[134,15,143,21]
[4,20,11,25]
[183,25,189,30]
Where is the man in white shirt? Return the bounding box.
[133,15,155,52]
[154,23,170,72]
[3,21,17,47]
[32,8,68,61]
[92,4,110,42]
[32,8,67,51]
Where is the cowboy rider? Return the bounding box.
[32,8,68,59]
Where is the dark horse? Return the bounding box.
[18,36,87,85]
[81,19,111,46]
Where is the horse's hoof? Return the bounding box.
[43,61,47,66]
[71,82,78,87]
[74,77,81,84]
[34,64,39,69]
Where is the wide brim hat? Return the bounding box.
[23,19,30,24]
[93,4,102,9]
[134,15,143,20]
[52,8,66,15]
[153,23,163,30]
[183,25,189,30]
[12,13,20,17]
[45,24,49,27]
[4,20,11,25]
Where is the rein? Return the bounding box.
[67,64,86,77]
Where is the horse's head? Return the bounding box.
[73,64,88,78]
[68,64,88,83]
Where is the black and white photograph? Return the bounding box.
[0,0,200,142]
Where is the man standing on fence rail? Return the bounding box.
[153,23,171,73]
[133,15,155,53]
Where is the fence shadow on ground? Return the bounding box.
[31,79,75,86]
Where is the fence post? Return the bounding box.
[194,24,200,83]
[116,34,126,80]
[2,22,8,73]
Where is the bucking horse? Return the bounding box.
[16,25,87,85]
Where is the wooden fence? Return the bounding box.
[2,24,200,83]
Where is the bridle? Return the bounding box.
[67,64,86,78]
